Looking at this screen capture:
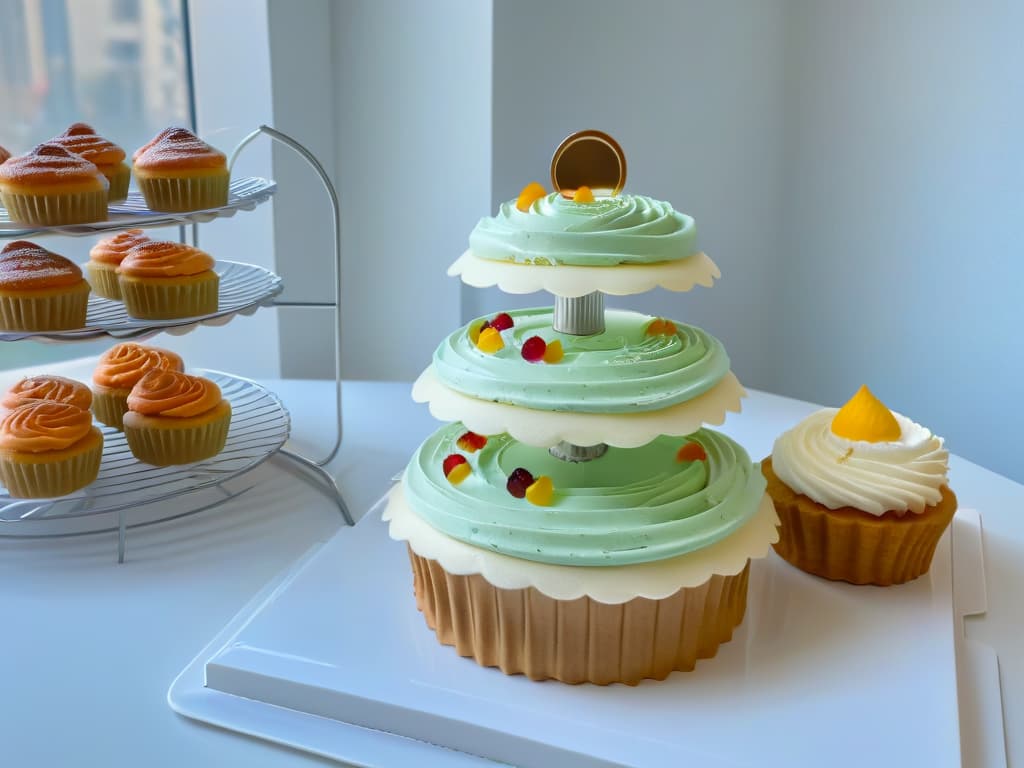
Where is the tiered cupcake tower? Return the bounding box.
[385,131,778,685]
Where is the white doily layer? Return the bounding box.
[412,367,746,448]
[448,250,720,297]
[383,483,779,604]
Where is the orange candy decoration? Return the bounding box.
[516,182,547,212]
[676,441,707,463]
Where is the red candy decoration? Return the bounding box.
[506,467,535,498]
[521,335,547,362]
[490,312,514,331]
[443,453,468,476]
[457,431,488,452]
[676,441,708,463]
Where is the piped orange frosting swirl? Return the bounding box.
[2,376,92,411]
[133,128,226,171]
[89,230,151,266]
[127,370,222,418]
[118,240,214,278]
[0,143,108,189]
[0,401,93,453]
[0,241,84,290]
[48,123,126,166]
[93,343,183,389]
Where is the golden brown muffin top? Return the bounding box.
[127,369,222,418]
[89,229,151,266]
[93,343,183,389]
[133,128,226,171]
[48,123,126,167]
[0,143,108,189]
[0,401,94,453]
[2,375,93,412]
[0,241,84,290]
[117,240,214,278]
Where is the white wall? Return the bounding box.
[778,0,1024,481]
[478,0,790,392]
[327,0,492,381]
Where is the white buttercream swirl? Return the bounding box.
[771,408,948,516]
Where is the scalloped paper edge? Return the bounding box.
[383,482,779,603]
[447,249,720,297]
[412,366,746,448]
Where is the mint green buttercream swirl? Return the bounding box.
[404,423,766,566]
[433,308,729,413]
[468,193,697,266]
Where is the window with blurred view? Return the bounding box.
[0,0,192,370]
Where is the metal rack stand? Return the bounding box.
[0,125,352,561]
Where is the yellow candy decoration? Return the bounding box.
[831,385,901,443]
[525,475,554,506]
[573,185,595,203]
[468,320,487,345]
[542,339,564,364]
[516,182,547,212]
[446,462,471,485]
[476,326,504,354]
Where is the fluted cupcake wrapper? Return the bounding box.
[408,547,750,686]
[762,457,958,586]
[0,436,102,498]
[0,189,108,226]
[0,283,90,331]
[119,272,219,320]
[102,164,131,203]
[92,389,130,430]
[123,410,230,466]
[85,261,122,301]
[136,173,229,213]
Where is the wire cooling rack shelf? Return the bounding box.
[0,261,283,343]
[0,177,276,238]
[0,370,290,559]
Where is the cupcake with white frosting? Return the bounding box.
[761,385,957,586]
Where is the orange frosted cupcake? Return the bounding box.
[123,370,230,465]
[48,123,130,202]
[86,229,150,300]
[2,375,92,413]
[92,343,183,430]
[132,127,228,212]
[0,143,109,225]
[117,240,218,319]
[0,241,91,331]
[763,385,956,586]
[0,401,102,497]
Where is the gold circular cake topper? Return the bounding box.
[550,130,627,199]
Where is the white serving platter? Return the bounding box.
[169,500,1003,767]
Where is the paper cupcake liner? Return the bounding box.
[102,164,131,203]
[0,430,102,498]
[92,388,130,430]
[136,173,229,212]
[408,547,750,685]
[0,188,108,226]
[762,457,957,586]
[85,261,122,301]
[123,406,230,466]
[0,282,90,331]
[119,272,219,320]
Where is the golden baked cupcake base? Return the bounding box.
[85,261,122,301]
[0,189,108,227]
[0,281,90,331]
[100,163,131,203]
[123,400,231,465]
[119,270,219,320]
[91,386,131,430]
[762,456,957,586]
[0,427,103,498]
[136,172,229,213]
[409,546,749,686]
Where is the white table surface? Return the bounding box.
[1,376,1020,767]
